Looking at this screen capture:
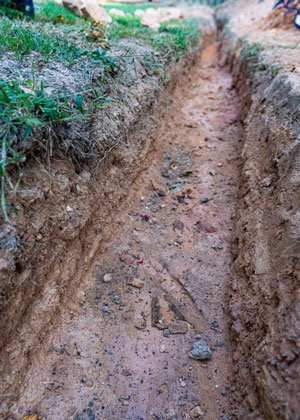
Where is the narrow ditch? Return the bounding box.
[8,39,245,420]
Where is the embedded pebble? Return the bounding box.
[103,273,112,283]
[189,340,212,360]
[163,329,171,338]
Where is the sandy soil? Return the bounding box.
[12,42,243,420]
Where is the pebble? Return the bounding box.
[103,273,112,283]
[189,340,212,360]
[209,170,216,176]
[221,389,227,396]
[101,305,109,313]
[190,405,204,418]
[123,400,130,407]
[128,278,144,289]
[201,196,210,203]
[163,329,171,338]
[66,205,73,212]
[160,345,166,353]
[215,384,219,389]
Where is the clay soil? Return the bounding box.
[11,41,244,420]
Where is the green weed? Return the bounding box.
[0,79,109,221]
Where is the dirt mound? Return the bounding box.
[258,7,297,30]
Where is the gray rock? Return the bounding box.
[101,305,109,312]
[163,328,171,338]
[201,196,210,203]
[188,340,212,360]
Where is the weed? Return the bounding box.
[0,79,108,221]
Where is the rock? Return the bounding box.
[157,189,166,197]
[127,278,144,289]
[109,8,125,17]
[66,205,73,212]
[122,369,132,376]
[103,273,112,283]
[201,196,210,203]
[134,318,146,330]
[163,328,171,337]
[22,416,38,420]
[62,0,112,23]
[101,305,109,313]
[168,321,188,334]
[134,9,145,17]
[209,169,216,176]
[120,254,135,264]
[221,389,227,396]
[141,7,184,31]
[189,340,212,361]
[123,400,130,407]
[160,345,166,353]
[141,8,160,31]
[195,220,216,233]
[190,405,204,419]
[173,220,184,234]
[152,295,186,330]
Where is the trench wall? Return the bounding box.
[222,37,300,420]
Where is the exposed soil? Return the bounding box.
[10,41,243,420]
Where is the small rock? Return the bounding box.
[134,318,146,330]
[123,400,130,407]
[157,190,166,197]
[163,329,171,338]
[120,254,135,264]
[221,389,227,396]
[201,196,210,204]
[173,219,184,234]
[103,273,112,283]
[168,321,188,334]
[209,170,216,176]
[101,305,109,313]
[189,340,212,361]
[66,205,73,212]
[160,345,166,353]
[128,278,144,289]
[122,370,132,376]
[190,405,204,418]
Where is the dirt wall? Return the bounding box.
[221,36,300,420]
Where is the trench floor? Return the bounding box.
[15,42,243,420]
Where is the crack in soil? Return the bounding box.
[13,41,243,420]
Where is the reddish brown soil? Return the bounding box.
[10,42,243,420]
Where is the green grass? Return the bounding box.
[0,0,201,221]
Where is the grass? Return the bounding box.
[0,0,201,221]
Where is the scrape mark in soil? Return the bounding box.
[13,41,242,420]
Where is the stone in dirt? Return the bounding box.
[127,278,144,289]
[152,295,187,330]
[168,321,188,334]
[120,253,135,264]
[195,220,216,233]
[190,405,205,418]
[189,340,212,361]
[103,273,112,283]
[173,220,184,234]
[62,0,112,23]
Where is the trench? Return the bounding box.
[11,40,244,420]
